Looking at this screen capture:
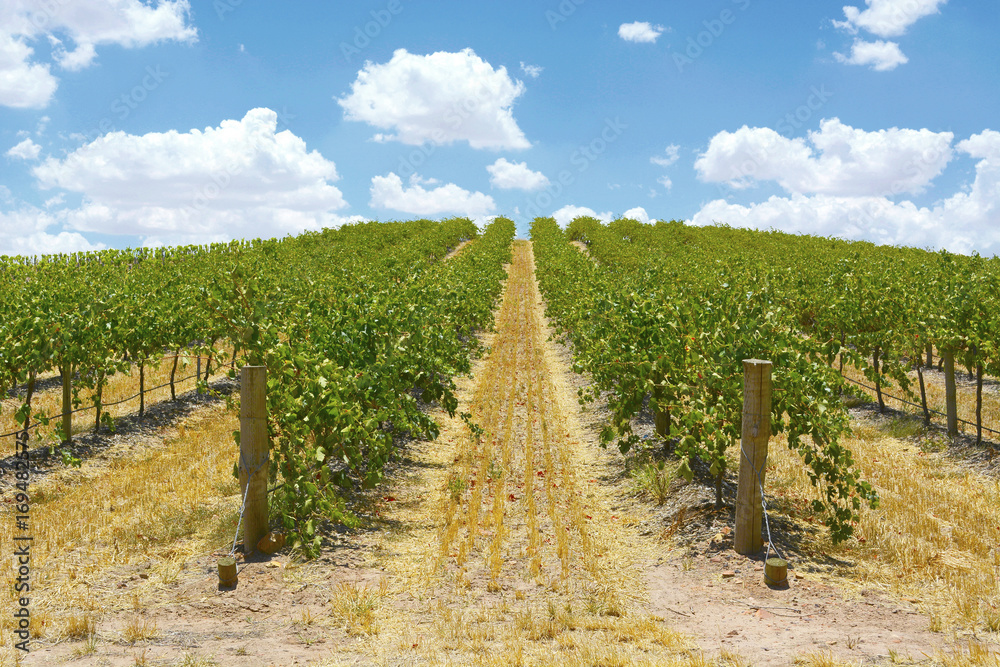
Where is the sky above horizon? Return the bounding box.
[1,0,998,256]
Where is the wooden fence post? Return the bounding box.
[240,366,269,556]
[735,359,772,555]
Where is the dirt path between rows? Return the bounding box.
[443,239,473,261]
[17,240,954,666]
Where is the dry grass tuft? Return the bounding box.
[716,648,752,667]
[632,461,677,505]
[792,651,860,667]
[62,613,96,640]
[175,654,221,667]
[71,634,98,657]
[937,640,1000,667]
[329,580,389,636]
[120,615,158,643]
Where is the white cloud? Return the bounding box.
[486,158,550,191]
[369,173,496,217]
[657,175,673,191]
[0,33,58,108]
[651,144,680,167]
[551,205,612,229]
[338,48,530,150]
[618,21,665,43]
[0,206,104,255]
[520,61,542,78]
[695,118,953,197]
[0,0,196,108]
[6,137,41,160]
[691,129,1000,256]
[53,41,96,71]
[621,207,651,223]
[956,129,1000,162]
[32,108,351,244]
[834,39,908,71]
[938,130,1000,240]
[472,214,497,232]
[834,0,947,38]
[692,194,942,248]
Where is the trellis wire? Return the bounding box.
[0,357,225,441]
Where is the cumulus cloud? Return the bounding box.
[651,144,680,168]
[691,129,1000,256]
[618,21,665,43]
[692,194,940,249]
[551,205,612,229]
[32,108,352,244]
[369,173,496,217]
[520,62,542,78]
[834,0,948,38]
[0,0,196,108]
[0,206,104,255]
[657,176,673,191]
[834,39,908,71]
[621,207,651,223]
[0,33,58,108]
[471,214,498,232]
[6,137,41,160]
[832,0,946,72]
[695,118,953,197]
[938,130,1000,238]
[338,48,530,150]
[487,158,550,191]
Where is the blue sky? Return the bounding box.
[1,0,998,255]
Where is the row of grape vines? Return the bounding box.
[531,216,879,544]
[534,215,1000,542]
[603,219,1000,436]
[1,217,515,552]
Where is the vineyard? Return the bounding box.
[2,216,999,665]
